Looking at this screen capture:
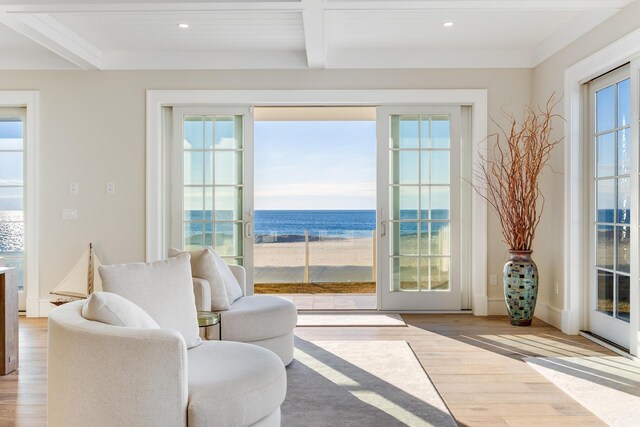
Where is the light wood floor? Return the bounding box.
[279,293,377,310]
[5,315,614,426]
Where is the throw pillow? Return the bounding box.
[168,248,230,311]
[82,292,160,329]
[98,254,201,348]
[208,248,243,304]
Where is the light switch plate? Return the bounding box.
[490,274,498,286]
[62,209,77,220]
[106,182,115,195]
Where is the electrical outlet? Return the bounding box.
[490,274,498,286]
[69,182,79,195]
[106,182,115,195]
[62,209,77,220]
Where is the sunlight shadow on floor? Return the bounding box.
[283,337,456,427]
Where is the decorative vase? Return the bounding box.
[503,250,538,326]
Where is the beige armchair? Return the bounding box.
[192,265,297,365]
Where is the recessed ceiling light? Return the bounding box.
[178,23,189,29]
[443,22,454,28]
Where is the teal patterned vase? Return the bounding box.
[503,250,538,326]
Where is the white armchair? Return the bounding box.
[48,301,286,427]
[193,265,297,365]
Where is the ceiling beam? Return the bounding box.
[0,0,630,13]
[0,2,304,13]
[0,12,102,69]
[325,1,633,11]
[302,0,325,69]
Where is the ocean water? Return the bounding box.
[193,209,456,241]
[254,210,376,238]
[0,211,23,254]
[184,209,452,240]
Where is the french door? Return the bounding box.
[0,108,26,311]
[588,67,632,349]
[377,106,462,311]
[171,107,254,293]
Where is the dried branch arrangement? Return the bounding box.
[474,95,563,251]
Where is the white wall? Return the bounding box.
[532,0,640,321]
[0,69,531,311]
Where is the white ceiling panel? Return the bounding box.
[52,11,305,52]
[0,0,635,69]
[327,10,582,50]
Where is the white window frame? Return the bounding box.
[146,89,488,314]
[564,29,640,355]
[588,67,632,349]
[170,106,254,288]
[377,106,463,311]
[0,92,39,317]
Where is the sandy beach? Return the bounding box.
[253,233,449,291]
[254,237,375,283]
[255,237,375,267]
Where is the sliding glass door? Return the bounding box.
[377,106,462,311]
[589,67,631,349]
[168,103,468,308]
[172,107,254,292]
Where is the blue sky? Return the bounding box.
[254,121,376,210]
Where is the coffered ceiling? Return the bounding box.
[0,0,635,70]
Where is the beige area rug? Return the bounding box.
[525,356,640,427]
[297,313,406,327]
[283,338,457,427]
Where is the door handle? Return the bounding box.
[245,222,253,239]
[380,221,387,238]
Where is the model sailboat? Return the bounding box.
[50,243,103,306]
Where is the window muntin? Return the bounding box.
[181,115,244,265]
[389,115,451,292]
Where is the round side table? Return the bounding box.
[197,311,221,341]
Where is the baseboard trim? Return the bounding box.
[472,294,488,316]
[26,296,40,318]
[533,302,563,329]
[38,299,55,317]
[487,297,507,316]
[487,297,563,329]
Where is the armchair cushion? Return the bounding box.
[209,249,243,304]
[99,254,201,349]
[187,341,286,427]
[82,292,159,329]
[220,296,297,343]
[169,248,230,311]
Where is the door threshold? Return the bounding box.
[579,330,637,361]
[297,309,380,314]
[297,309,473,314]
[382,310,473,315]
